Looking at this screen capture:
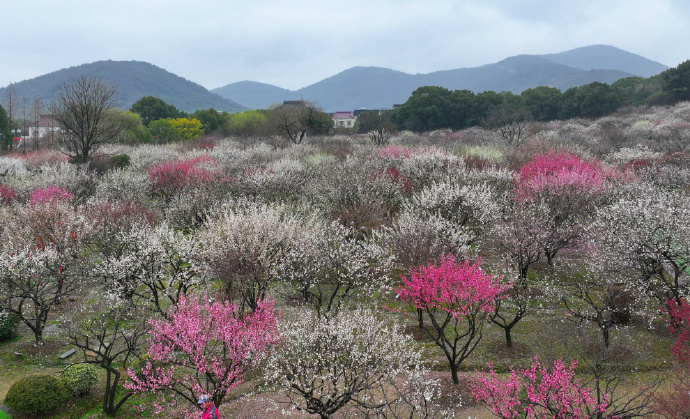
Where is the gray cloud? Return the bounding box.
[1,0,687,91]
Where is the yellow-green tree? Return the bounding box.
[148,118,203,142]
[168,118,203,140]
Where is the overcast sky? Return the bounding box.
[2,0,689,91]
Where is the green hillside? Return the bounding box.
[0,60,246,113]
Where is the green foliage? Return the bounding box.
[0,104,11,151]
[110,110,152,144]
[521,86,563,121]
[612,76,659,107]
[393,86,473,132]
[225,110,268,138]
[113,154,131,169]
[662,60,690,92]
[148,118,178,143]
[560,82,621,119]
[0,310,19,342]
[60,363,99,397]
[130,96,185,126]
[4,375,68,415]
[147,117,202,142]
[191,108,226,134]
[168,117,204,140]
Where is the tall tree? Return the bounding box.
[130,96,184,126]
[51,75,122,162]
[0,104,10,151]
[3,83,17,151]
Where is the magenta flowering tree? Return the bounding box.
[28,185,74,206]
[666,297,690,362]
[125,294,278,412]
[395,255,510,384]
[147,155,222,202]
[515,150,608,202]
[471,357,610,419]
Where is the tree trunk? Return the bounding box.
[504,326,513,348]
[450,362,460,385]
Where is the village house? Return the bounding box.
[332,111,356,128]
[27,115,60,141]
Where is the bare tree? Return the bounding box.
[483,106,535,147]
[50,75,121,161]
[268,101,332,144]
[31,97,43,150]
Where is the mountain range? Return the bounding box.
[0,60,246,114]
[0,45,668,114]
[212,45,668,111]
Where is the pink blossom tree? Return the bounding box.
[28,185,74,206]
[395,255,510,384]
[515,150,608,266]
[666,297,690,362]
[147,155,222,202]
[125,294,278,412]
[0,184,15,205]
[471,357,609,419]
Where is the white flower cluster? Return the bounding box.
[591,183,690,302]
[264,309,451,418]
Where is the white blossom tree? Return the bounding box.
[591,183,690,310]
[264,309,449,418]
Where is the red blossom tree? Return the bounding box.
[471,357,610,419]
[125,294,278,413]
[395,255,510,384]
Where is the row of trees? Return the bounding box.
[129,96,333,143]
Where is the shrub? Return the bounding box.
[0,310,20,342]
[60,363,99,397]
[4,375,68,415]
[112,154,131,169]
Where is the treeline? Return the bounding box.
[126,97,333,143]
[389,59,690,133]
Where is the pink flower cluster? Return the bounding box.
[666,298,690,362]
[397,255,508,317]
[126,294,278,410]
[147,155,222,197]
[376,144,414,160]
[0,184,15,205]
[471,357,609,418]
[28,185,73,206]
[515,151,607,202]
[369,166,414,194]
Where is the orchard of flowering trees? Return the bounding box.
[1,102,690,418]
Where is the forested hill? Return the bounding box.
[0,60,246,113]
[213,45,668,111]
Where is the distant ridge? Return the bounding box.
[0,60,246,113]
[213,45,668,111]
